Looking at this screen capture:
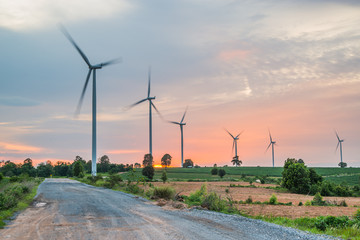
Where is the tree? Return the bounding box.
[338,162,347,168]
[98,155,110,173]
[309,168,323,185]
[73,160,85,178]
[281,158,311,194]
[211,167,218,175]
[142,165,155,180]
[231,156,242,167]
[161,154,172,168]
[0,161,18,176]
[298,159,304,164]
[183,159,194,168]
[21,158,36,177]
[134,163,141,168]
[37,162,54,177]
[143,154,153,167]
[54,161,70,176]
[161,170,167,183]
[218,169,226,178]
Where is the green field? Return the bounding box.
[128,167,360,186]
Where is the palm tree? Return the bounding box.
[231,156,242,167]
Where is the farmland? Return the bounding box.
[127,166,360,186]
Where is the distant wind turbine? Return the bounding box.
[129,68,162,156]
[225,129,243,159]
[335,131,344,165]
[169,108,187,168]
[266,130,276,167]
[60,25,120,176]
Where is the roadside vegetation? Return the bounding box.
[0,173,43,227]
[2,154,360,238]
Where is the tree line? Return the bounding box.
[0,155,133,178]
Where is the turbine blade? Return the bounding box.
[225,129,235,139]
[59,24,91,67]
[336,141,340,152]
[232,140,235,153]
[101,58,121,67]
[235,130,244,138]
[75,69,92,116]
[169,121,180,125]
[269,130,273,142]
[128,98,147,108]
[147,67,151,98]
[335,131,340,141]
[266,143,272,152]
[151,101,164,120]
[180,107,188,123]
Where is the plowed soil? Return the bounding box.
[151,181,360,219]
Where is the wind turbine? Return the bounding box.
[266,131,276,167]
[335,131,344,165]
[60,26,120,176]
[225,129,243,159]
[129,68,162,156]
[169,108,187,167]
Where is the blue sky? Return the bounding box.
[0,0,359,167]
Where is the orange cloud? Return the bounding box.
[106,149,142,154]
[0,141,43,153]
[218,49,251,62]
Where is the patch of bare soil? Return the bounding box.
[150,181,360,219]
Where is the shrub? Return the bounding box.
[126,183,143,194]
[298,201,303,206]
[245,196,253,204]
[305,200,311,206]
[353,209,360,221]
[211,168,218,175]
[0,173,3,181]
[225,188,229,193]
[218,169,226,178]
[186,184,207,206]
[201,192,225,211]
[281,158,311,194]
[153,186,175,200]
[311,192,326,206]
[161,171,167,183]
[339,200,348,207]
[142,165,155,180]
[269,194,278,205]
[104,174,123,188]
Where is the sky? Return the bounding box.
[0,0,359,167]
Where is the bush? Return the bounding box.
[211,168,218,175]
[186,184,207,206]
[161,171,167,183]
[0,173,3,181]
[152,186,175,200]
[218,169,226,178]
[142,165,155,180]
[104,174,123,188]
[269,194,278,205]
[311,192,326,206]
[298,201,303,206]
[201,192,225,211]
[281,158,311,194]
[245,196,253,204]
[126,183,143,194]
[354,209,360,221]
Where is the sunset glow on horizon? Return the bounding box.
[0,1,359,168]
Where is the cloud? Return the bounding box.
[0,0,133,31]
[106,149,142,154]
[0,96,40,106]
[0,141,43,154]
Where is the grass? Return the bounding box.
[0,178,43,228]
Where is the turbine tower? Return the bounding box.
[60,26,120,176]
[169,108,187,167]
[129,68,161,156]
[266,131,276,167]
[225,129,242,159]
[335,131,344,164]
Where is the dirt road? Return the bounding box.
[0,179,336,240]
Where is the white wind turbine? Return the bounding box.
[335,131,344,165]
[169,108,187,168]
[129,68,162,156]
[60,26,120,176]
[225,129,243,159]
[266,130,276,167]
